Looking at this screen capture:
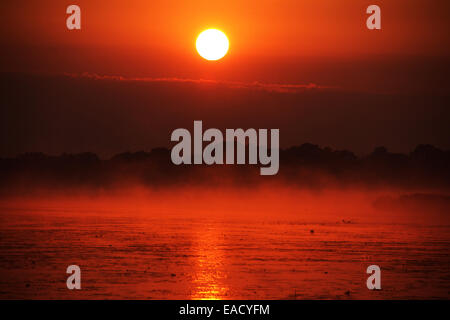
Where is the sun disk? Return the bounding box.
[196,29,229,61]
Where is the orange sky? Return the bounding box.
[2,0,449,54]
[1,1,450,156]
[1,0,449,81]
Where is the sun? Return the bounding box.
[196,29,229,61]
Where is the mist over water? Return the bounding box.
[0,186,448,299]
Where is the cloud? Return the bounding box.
[63,72,335,93]
[2,72,449,158]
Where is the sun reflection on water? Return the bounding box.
[190,223,229,300]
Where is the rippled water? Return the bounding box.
[0,203,449,299]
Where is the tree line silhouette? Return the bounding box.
[0,143,449,193]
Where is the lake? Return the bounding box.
[0,189,448,299]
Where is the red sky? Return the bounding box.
[3,1,449,54]
[0,0,450,156]
[1,0,449,83]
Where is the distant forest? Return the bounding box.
[1,143,449,193]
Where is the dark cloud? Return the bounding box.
[1,72,450,158]
[64,72,331,93]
